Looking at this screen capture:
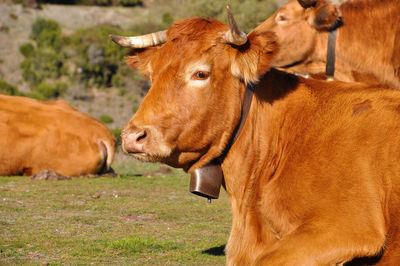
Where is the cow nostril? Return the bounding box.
[135,130,147,144]
[122,128,149,154]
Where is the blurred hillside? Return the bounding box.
[0,0,279,143]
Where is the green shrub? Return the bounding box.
[10,13,18,20]
[229,0,278,33]
[130,22,166,36]
[111,128,122,146]
[20,18,67,87]
[36,0,142,5]
[179,0,278,33]
[20,48,67,86]
[0,80,20,96]
[189,1,225,20]
[30,18,62,51]
[29,82,67,100]
[162,13,174,27]
[111,74,123,88]
[94,0,110,5]
[71,25,129,88]
[99,114,114,124]
[118,88,126,96]
[19,43,35,58]
[119,0,141,6]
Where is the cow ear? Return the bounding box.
[308,0,341,31]
[230,31,278,83]
[126,47,158,78]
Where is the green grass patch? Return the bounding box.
[0,159,231,265]
[109,236,180,254]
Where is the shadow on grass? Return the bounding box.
[202,244,226,256]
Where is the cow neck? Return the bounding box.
[219,82,255,162]
[189,83,254,202]
[325,28,338,79]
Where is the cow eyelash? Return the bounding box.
[192,71,210,80]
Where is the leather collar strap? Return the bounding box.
[189,83,255,201]
[326,28,338,78]
[219,83,255,161]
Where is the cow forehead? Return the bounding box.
[150,39,218,77]
[166,17,228,42]
[148,18,229,73]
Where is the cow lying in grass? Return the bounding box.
[0,95,116,176]
[111,8,400,265]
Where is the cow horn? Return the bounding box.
[298,0,317,8]
[224,5,248,46]
[109,30,168,49]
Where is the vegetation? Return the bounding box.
[99,114,114,124]
[70,25,131,88]
[29,82,67,100]
[30,18,62,51]
[0,80,22,96]
[18,18,69,100]
[163,0,278,33]
[14,0,142,6]
[13,0,278,101]
[19,43,35,58]
[111,128,123,146]
[0,161,231,265]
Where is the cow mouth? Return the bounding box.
[126,151,150,160]
[129,152,147,157]
[125,150,166,163]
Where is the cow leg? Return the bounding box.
[254,222,386,266]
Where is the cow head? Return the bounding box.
[111,8,277,172]
[259,0,341,67]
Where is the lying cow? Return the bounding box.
[258,0,400,87]
[110,8,400,265]
[0,95,116,176]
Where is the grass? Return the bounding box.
[0,159,231,265]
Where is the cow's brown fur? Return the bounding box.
[120,17,400,265]
[0,95,116,176]
[258,0,400,87]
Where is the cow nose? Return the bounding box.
[122,129,148,153]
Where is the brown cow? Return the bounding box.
[111,10,400,265]
[257,0,400,87]
[0,95,116,176]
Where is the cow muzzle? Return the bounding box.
[121,129,148,154]
[121,125,172,161]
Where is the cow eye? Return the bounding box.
[276,14,288,24]
[192,71,210,80]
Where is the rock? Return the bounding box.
[30,169,71,181]
[91,193,101,199]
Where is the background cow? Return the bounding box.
[258,0,400,87]
[111,9,400,265]
[0,95,116,176]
